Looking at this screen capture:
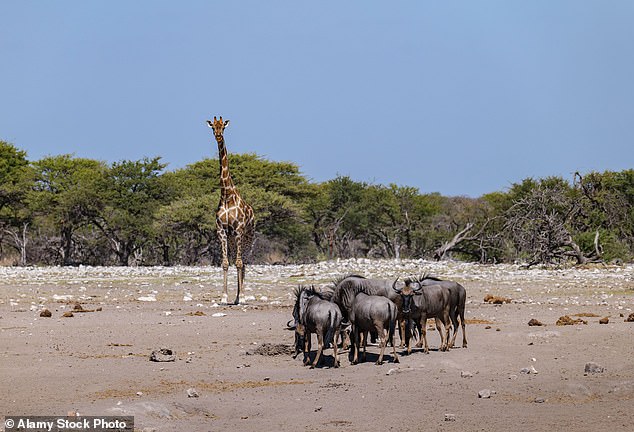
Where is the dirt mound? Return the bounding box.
[556,315,587,326]
[249,343,294,356]
[484,294,512,304]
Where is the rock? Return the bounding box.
[62,311,74,318]
[625,313,634,322]
[40,309,52,318]
[73,302,84,311]
[460,371,473,378]
[534,397,546,403]
[444,414,456,422]
[528,318,543,326]
[150,348,176,362]
[584,362,604,374]
[211,312,227,317]
[478,389,491,399]
[186,388,199,398]
[520,366,538,374]
[599,317,609,324]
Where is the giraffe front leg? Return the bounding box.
[234,232,245,305]
[217,227,230,305]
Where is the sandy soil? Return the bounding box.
[1,259,634,432]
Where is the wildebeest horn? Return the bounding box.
[392,277,401,293]
[286,319,297,330]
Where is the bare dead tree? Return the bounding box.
[504,183,601,267]
[434,222,473,261]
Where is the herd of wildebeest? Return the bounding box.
[287,274,468,368]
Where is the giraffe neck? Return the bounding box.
[216,137,237,198]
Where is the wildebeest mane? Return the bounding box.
[331,274,366,287]
[331,275,387,318]
[414,272,444,283]
[293,284,330,302]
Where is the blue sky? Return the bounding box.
[1,1,633,197]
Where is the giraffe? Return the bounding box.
[206,116,255,305]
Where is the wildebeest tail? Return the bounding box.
[387,303,396,347]
[325,310,336,349]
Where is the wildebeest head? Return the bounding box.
[392,277,422,314]
[290,285,317,357]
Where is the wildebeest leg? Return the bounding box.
[352,326,360,365]
[397,315,406,348]
[414,319,424,349]
[461,317,468,348]
[435,319,447,352]
[333,329,340,367]
[448,306,459,348]
[376,326,386,365]
[361,331,368,362]
[420,315,430,353]
[311,332,324,368]
[388,318,400,364]
[303,332,312,366]
[405,318,414,355]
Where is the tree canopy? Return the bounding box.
[0,140,632,266]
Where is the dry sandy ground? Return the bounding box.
[1,259,634,432]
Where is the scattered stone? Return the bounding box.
[136,392,143,397]
[150,348,176,362]
[478,389,491,399]
[534,397,546,403]
[484,294,512,304]
[444,414,456,422]
[211,312,227,317]
[62,311,74,318]
[584,362,605,374]
[263,377,271,381]
[625,313,634,322]
[484,325,492,330]
[73,302,84,311]
[186,388,199,398]
[556,315,587,326]
[314,406,322,412]
[461,371,473,378]
[599,317,609,324]
[40,309,52,318]
[528,318,543,326]
[520,366,539,374]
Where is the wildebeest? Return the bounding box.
[330,274,407,346]
[291,285,343,368]
[413,274,467,348]
[393,278,452,354]
[349,292,400,365]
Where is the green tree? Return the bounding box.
[0,141,31,264]
[94,157,170,265]
[29,155,107,265]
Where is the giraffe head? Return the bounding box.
[206,116,230,142]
